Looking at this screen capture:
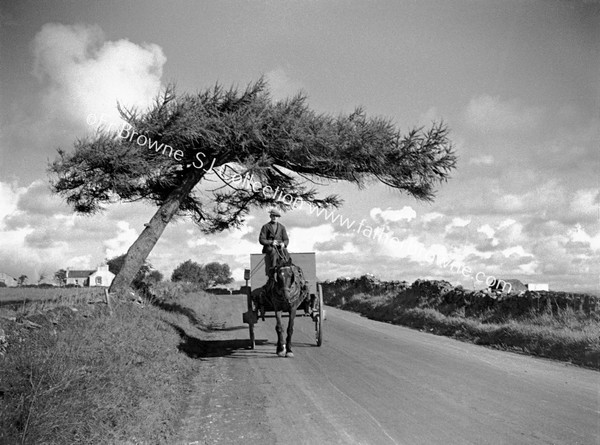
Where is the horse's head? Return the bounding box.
[273,264,304,305]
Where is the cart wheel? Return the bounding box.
[247,291,256,349]
[315,284,324,346]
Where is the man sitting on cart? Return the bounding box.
[258,209,316,314]
[259,208,290,281]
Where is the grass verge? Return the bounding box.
[0,284,210,444]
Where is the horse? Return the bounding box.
[254,246,311,357]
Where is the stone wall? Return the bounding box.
[321,275,599,319]
[321,275,409,307]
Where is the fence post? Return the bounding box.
[104,288,113,315]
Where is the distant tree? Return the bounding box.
[50,78,456,296]
[38,283,55,288]
[170,260,231,289]
[107,254,145,277]
[146,269,163,285]
[106,254,161,288]
[37,271,48,284]
[54,269,67,287]
[171,260,208,286]
[17,275,28,286]
[203,262,233,287]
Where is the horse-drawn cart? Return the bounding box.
[242,252,324,352]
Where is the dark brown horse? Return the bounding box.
[256,247,311,357]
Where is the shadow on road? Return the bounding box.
[168,322,267,358]
[181,337,258,358]
[204,323,248,332]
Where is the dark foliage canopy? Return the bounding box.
[49,78,457,234]
[106,254,158,287]
[54,269,67,286]
[171,259,205,284]
[203,262,234,287]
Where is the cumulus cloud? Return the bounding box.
[251,196,600,292]
[468,154,494,166]
[568,224,600,251]
[485,183,599,227]
[496,194,526,213]
[214,225,259,259]
[445,177,596,227]
[445,217,471,232]
[65,255,93,269]
[370,206,417,223]
[502,245,530,258]
[465,95,543,132]
[314,236,359,254]
[103,221,139,259]
[32,23,166,129]
[265,67,305,101]
[477,224,495,239]
[422,212,443,222]
[570,188,599,220]
[0,181,27,226]
[11,180,68,218]
[289,224,336,252]
[0,177,161,280]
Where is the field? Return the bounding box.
[0,287,105,306]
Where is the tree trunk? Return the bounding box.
[109,171,204,295]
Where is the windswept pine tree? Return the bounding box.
[49,78,457,295]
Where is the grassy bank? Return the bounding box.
[323,277,600,370]
[0,284,211,444]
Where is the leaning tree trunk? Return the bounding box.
[109,170,204,295]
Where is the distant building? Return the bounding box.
[0,272,17,287]
[527,283,549,291]
[65,265,115,287]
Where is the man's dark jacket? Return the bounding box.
[259,222,289,253]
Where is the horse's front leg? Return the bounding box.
[285,306,296,357]
[275,310,285,357]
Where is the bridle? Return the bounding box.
[272,264,303,306]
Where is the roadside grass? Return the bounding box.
[0,284,212,444]
[337,292,600,369]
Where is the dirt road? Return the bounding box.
[176,294,599,445]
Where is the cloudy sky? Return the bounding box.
[0,0,598,293]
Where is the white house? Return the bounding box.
[89,265,115,287]
[65,265,115,287]
[527,283,549,291]
[0,272,17,287]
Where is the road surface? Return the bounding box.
[176,294,599,445]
